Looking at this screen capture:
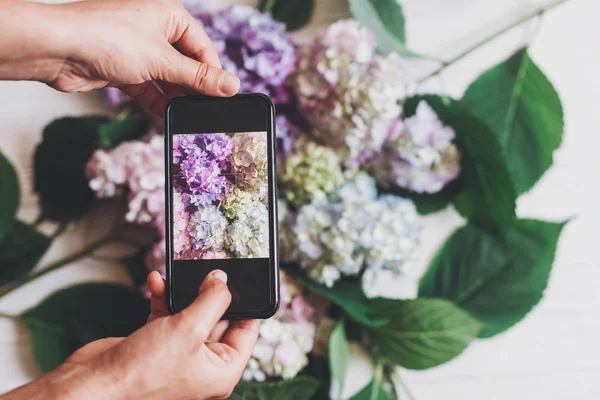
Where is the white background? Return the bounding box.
[0,0,598,398]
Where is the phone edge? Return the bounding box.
[164,94,280,319]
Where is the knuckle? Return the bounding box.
[173,312,210,339]
[170,312,194,332]
[193,62,213,90]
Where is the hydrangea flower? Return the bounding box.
[221,187,263,220]
[293,19,408,164]
[278,137,345,207]
[102,87,130,107]
[198,6,297,103]
[185,204,228,256]
[282,174,421,288]
[86,135,164,227]
[229,132,268,196]
[172,192,201,260]
[243,271,317,381]
[371,101,462,193]
[226,200,269,258]
[173,133,233,206]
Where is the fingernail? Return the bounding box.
[211,269,228,283]
[219,73,240,96]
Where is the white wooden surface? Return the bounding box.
[1,0,599,398]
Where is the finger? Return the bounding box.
[178,270,232,339]
[160,49,239,97]
[221,319,260,363]
[172,14,222,68]
[207,320,230,342]
[121,82,168,117]
[147,271,166,297]
[147,272,169,322]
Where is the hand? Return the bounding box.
[1,0,240,116]
[2,270,259,400]
[66,272,233,364]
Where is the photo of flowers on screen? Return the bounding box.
[172,132,269,260]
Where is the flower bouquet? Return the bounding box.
[0,1,569,398]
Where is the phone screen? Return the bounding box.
[166,96,278,318]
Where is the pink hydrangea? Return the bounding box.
[86,135,165,228]
[293,19,408,165]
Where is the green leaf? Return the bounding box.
[98,115,152,149]
[297,274,388,327]
[34,117,108,221]
[230,376,320,400]
[329,320,349,389]
[0,150,19,241]
[404,95,517,233]
[462,48,563,195]
[366,298,482,369]
[349,379,390,400]
[419,219,566,338]
[20,283,147,372]
[260,0,315,31]
[0,221,51,286]
[349,0,413,57]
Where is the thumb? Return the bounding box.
[177,270,232,339]
[160,49,240,97]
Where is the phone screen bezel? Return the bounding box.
[164,94,279,319]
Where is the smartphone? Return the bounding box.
[164,94,279,319]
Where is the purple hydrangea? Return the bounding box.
[102,87,131,107]
[371,101,462,194]
[173,133,234,206]
[197,6,297,103]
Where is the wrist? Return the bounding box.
[0,0,80,82]
[48,363,132,400]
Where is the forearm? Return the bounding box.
[0,0,78,82]
[0,364,128,400]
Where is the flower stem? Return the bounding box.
[0,234,114,298]
[371,360,385,400]
[417,0,572,83]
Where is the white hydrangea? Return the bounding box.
[282,175,421,288]
[226,201,269,258]
[188,204,228,252]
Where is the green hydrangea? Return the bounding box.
[278,137,344,207]
[221,188,261,220]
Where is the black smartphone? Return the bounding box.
[164,94,279,319]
